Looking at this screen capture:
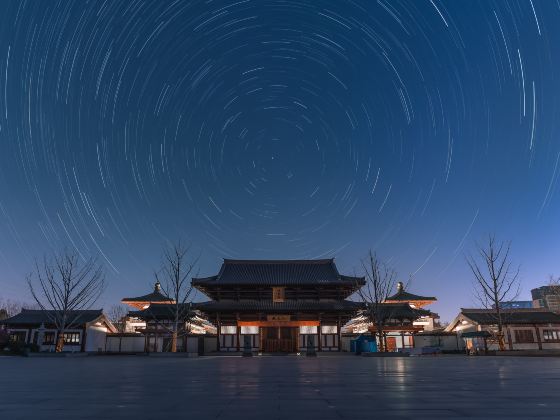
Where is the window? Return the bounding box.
[240,326,258,334]
[33,331,54,346]
[543,330,560,342]
[9,331,26,343]
[514,329,534,343]
[220,326,237,334]
[63,332,80,345]
[321,325,338,334]
[300,326,317,334]
[272,287,285,302]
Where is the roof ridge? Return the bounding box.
[222,259,334,264]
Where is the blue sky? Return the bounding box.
[0,1,559,321]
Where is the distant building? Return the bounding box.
[1,309,116,352]
[446,308,560,352]
[492,301,533,309]
[531,285,560,312]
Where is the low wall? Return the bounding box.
[106,335,145,353]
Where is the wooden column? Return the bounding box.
[534,324,542,350]
[337,316,342,352]
[81,328,87,352]
[318,315,322,352]
[216,313,221,351]
[236,313,241,352]
[400,331,405,349]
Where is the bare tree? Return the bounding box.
[27,251,105,352]
[153,241,198,352]
[357,250,397,352]
[0,298,26,319]
[108,304,129,352]
[466,235,520,351]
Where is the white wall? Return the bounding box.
[85,325,107,352]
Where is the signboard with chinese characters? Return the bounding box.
[267,315,290,322]
[272,287,285,302]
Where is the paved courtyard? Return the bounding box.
[1,355,559,419]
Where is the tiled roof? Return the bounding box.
[122,282,174,303]
[193,300,364,313]
[385,290,437,302]
[461,308,560,325]
[363,303,431,321]
[385,283,436,302]
[129,303,195,320]
[192,259,365,286]
[1,309,103,325]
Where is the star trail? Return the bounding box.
[1,1,560,320]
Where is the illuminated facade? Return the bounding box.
[192,259,365,352]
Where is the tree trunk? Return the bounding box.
[497,330,506,351]
[55,332,64,352]
[376,326,385,352]
[171,330,177,352]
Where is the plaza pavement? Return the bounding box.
[1,354,559,419]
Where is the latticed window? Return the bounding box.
[43,332,55,345]
[514,329,534,343]
[63,332,80,344]
[9,331,26,343]
[543,330,560,342]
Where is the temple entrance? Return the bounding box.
[261,327,298,353]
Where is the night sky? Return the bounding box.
[1,1,559,321]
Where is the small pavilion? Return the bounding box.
[121,281,174,310]
[343,282,438,351]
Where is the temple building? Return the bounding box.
[342,282,438,352]
[384,282,438,331]
[119,281,215,351]
[192,259,365,352]
[121,281,175,333]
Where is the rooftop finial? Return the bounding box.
[154,281,161,292]
[397,281,404,293]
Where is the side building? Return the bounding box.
[1,309,116,352]
[446,308,560,352]
[192,259,365,353]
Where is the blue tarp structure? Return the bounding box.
[350,335,378,353]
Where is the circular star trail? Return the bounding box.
[0,1,559,319]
